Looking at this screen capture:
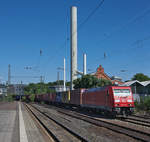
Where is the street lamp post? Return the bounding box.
[57,58,66,91]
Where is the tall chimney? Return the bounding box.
[70,6,77,90]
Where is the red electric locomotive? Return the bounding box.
[82,86,134,116]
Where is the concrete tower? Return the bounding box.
[70,6,77,90]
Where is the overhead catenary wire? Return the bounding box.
[25,49,42,74]
[92,6,150,69]
[69,0,105,53]
[80,3,150,80]
[41,0,105,72]
[54,0,105,56]
[78,0,105,30]
[89,6,150,66]
[38,1,150,82]
[132,34,150,48]
[100,6,150,44]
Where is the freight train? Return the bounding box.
[34,86,134,117]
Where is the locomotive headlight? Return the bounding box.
[115,107,121,113]
[130,107,134,112]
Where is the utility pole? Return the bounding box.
[83,53,87,75]
[64,58,66,91]
[8,64,11,85]
[40,76,44,83]
[57,71,60,86]
[70,6,77,90]
[7,64,11,96]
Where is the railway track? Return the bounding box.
[32,103,150,142]
[132,114,150,120]
[55,108,150,142]
[116,116,150,128]
[25,103,88,142]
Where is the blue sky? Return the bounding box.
[0,0,150,84]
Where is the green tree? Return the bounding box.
[24,80,68,96]
[132,73,150,82]
[73,75,112,89]
[97,79,112,87]
[47,80,64,86]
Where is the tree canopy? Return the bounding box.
[24,82,51,95]
[24,75,112,95]
[24,80,70,95]
[132,73,150,82]
[73,74,112,89]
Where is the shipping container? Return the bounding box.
[70,89,86,106]
[51,93,56,102]
[82,87,112,109]
[55,92,62,103]
[62,91,70,104]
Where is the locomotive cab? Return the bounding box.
[112,86,134,116]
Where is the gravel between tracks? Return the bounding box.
[102,118,150,134]
[128,116,150,123]
[33,104,140,142]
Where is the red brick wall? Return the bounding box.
[94,65,123,85]
[94,65,111,81]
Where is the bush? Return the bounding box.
[3,94,14,102]
[29,94,35,102]
[143,96,150,111]
[21,96,26,102]
[135,96,150,113]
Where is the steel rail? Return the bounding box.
[117,117,150,128]
[28,104,89,142]
[57,109,150,142]
[25,103,60,142]
[132,114,150,119]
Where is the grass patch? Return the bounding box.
[134,96,150,115]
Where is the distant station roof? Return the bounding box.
[121,80,143,86]
[141,81,150,86]
[121,80,150,87]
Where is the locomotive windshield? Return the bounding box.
[113,89,131,97]
[113,89,130,93]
